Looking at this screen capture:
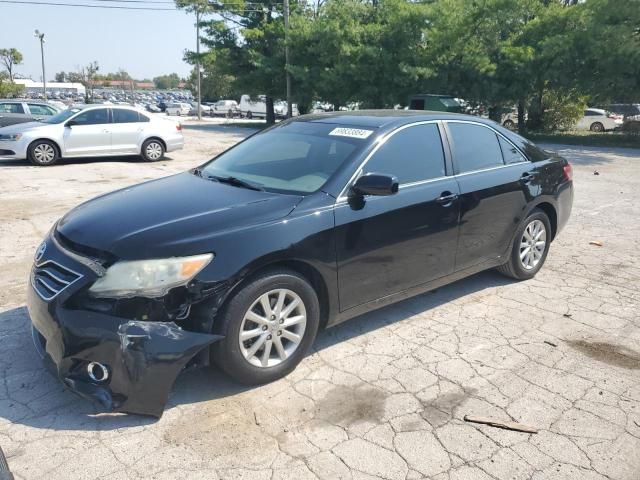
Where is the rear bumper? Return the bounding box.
[555,180,573,236]
[165,135,184,153]
[26,233,223,417]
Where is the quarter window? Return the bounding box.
[498,136,527,164]
[0,102,24,114]
[364,124,446,184]
[448,123,504,174]
[113,109,141,123]
[72,109,109,125]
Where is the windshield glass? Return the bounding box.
[42,108,82,124]
[200,122,372,194]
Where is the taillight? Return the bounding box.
[176,123,182,131]
[563,163,573,182]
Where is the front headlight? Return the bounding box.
[88,253,213,298]
[0,133,22,141]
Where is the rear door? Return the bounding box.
[445,121,532,270]
[110,108,145,154]
[63,108,112,157]
[335,122,460,311]
[0,102,29,127]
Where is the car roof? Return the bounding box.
[295,110,497,129]
[587,108,606,114]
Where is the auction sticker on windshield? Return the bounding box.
[329,127,374,139]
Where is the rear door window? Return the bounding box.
[112,109,141,123]
[447,122,504,174]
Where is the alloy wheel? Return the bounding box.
[145,142,163,160]
[239,289,307,368]
[33,143,55,164]
[519,219,546,270]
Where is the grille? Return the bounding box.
[31,260,83,301]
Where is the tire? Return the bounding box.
[227,109,233,119]
[211,268,320,385]
[496,209,552,280]
[27,139,59,166]
[176,111,181,117]
[141,138,165,162]
[503,119,516,130]
[246,111,253,120]
[590,122,604,132]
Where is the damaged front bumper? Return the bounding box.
[26,235,223,417]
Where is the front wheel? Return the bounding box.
[211,269,320,384]
[497,209,551,280]
[590,122,604,132]
[27,140,59,166]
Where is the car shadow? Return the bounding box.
[0,270,510,432]
[181,123,258,136]
[0,155,175,168]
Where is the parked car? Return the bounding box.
[166,102,191,116]
[26,111,573,416]
[408,94,464,113]
[575,108,623,132]
[602,103,640,122]
[238,94,267,119]
[0,100,60,127]
[274,100,300,118]
[189,102,211,116]
[211,100,240,118]
[0,105,183,166]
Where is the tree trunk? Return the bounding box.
[517,99,526,135]
[266,96,275,125]
[527,87,544,131]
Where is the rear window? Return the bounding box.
[497,127,547,162]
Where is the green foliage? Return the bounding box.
[0,72,24,97]
[153,73,182,89]
[0,48,23,82]
[540,90,588,132]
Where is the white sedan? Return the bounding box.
[0,105,184,166]
[575,108,623,132]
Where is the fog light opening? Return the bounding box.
[87,362,109,383]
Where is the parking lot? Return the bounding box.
[0,122,639,480]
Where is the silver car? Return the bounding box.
[0,105,184,166]
[0,100,60,127]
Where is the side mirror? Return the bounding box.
[351,173,399,197]
[65,120,76,127]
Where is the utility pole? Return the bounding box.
[34,30,46,100]
[196,8,202,120]
[284,0,292,118]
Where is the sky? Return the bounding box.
[0,2,197,81]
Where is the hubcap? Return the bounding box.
[146,142,162,160]
[239,289,307,368]
[33,144,55,163]
[519,219,546,270]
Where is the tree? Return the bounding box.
[69,61,100,102]
[153,73,181,89]
[0,48,23,81]
[54,71,67,83]
[0,72,24,97]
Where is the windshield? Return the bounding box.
[42,108,82,124]
[200,122,372,194]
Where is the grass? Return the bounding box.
[526,130,640,149]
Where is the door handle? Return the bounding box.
[436,191,458,205]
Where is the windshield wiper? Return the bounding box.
[206,174,264,191]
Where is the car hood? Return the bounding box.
[57,172,303,259]
[0,121,50,134]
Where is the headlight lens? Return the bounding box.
[0,133,22,141]
[88,253,213,298]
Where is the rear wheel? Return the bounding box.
[246,111,253,120]
[497,209,551,280]
[141,139,165,162]
[27,140,59,166]
[211,269,320,384]
[503,119,516,130]
[590,122,604,132]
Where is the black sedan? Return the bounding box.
[27,111,573,416]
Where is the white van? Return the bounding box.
[239,95,267,119]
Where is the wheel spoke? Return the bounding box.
[260,294,273,317]
[281,329,301,344]
[273,290,286,317]
[282,315,305,328]
[273,336,287,360]
[240,328,263,341]
[520,246,531,260]
[280,297,300,319]
[246,310,269,326]
[245,334,267,360]
[261,339,273,367]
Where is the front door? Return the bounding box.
[63,108,112,157]
[335,122,460,311]
[445,121,532,270]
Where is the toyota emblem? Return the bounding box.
[35,242,47,263]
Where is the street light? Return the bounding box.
[34,29,46,100]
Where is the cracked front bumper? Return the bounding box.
[26,235,223,417]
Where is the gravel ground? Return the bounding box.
[0,123,639,480]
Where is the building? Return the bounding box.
[14,79,86,95]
